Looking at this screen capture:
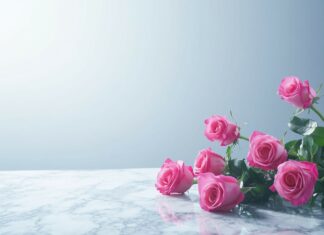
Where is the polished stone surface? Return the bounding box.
[0,169,323,235]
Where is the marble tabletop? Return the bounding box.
[0,169,323,235]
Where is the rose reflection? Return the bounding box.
[156,196,248,234]
[197,213,242,235]
[197,204,266,235]
[156,194,195,225]
[156,197,308,235]
[156,195,244,234]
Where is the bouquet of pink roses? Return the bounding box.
[155,76,324,212]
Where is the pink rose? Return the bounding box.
[194,148,225,176]
[247,131,288,171]
[198,173,244,212]
[270,160,318,206]
[156,158,194,195]
[204,115,240,146]
[278,76,316,109]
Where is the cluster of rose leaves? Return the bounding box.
[156,76,324,213]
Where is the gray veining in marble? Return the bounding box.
[0,169,323,235]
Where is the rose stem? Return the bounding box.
[239,135,249,141]
[310,104,324,122]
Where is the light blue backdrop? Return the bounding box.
[0,0,323,170]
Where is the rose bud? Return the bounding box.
[194,148,225,176]
[156,159,194,195]
[198,173,244,212]
[278,76,316,109]
[270,160,318,206]
[247,131,288,171]
[204,115,240,146]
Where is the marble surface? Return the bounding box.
[0,169,324,235]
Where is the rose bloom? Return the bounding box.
[270,160,318,206]
[278,76,316,109]
[204,115,240,146]
[156,159,194,195]
[194,148,225,176]
[198,173,244,212]
[247,131,288,171]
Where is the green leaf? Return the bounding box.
[243,184,273,203]
[239,168,274,203]
[241,186,255,194]
[227,159,247,178]
[288,116,318,135]
[318,165,324,179]
[314,147,324,168]
[298,136,318,161]
[240,167,272,189]
[285,139,302,157]
[311,127,324,146]
[315,181,324,193]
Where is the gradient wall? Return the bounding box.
[0,0,323,169]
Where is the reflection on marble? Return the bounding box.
[0,169,323,235]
